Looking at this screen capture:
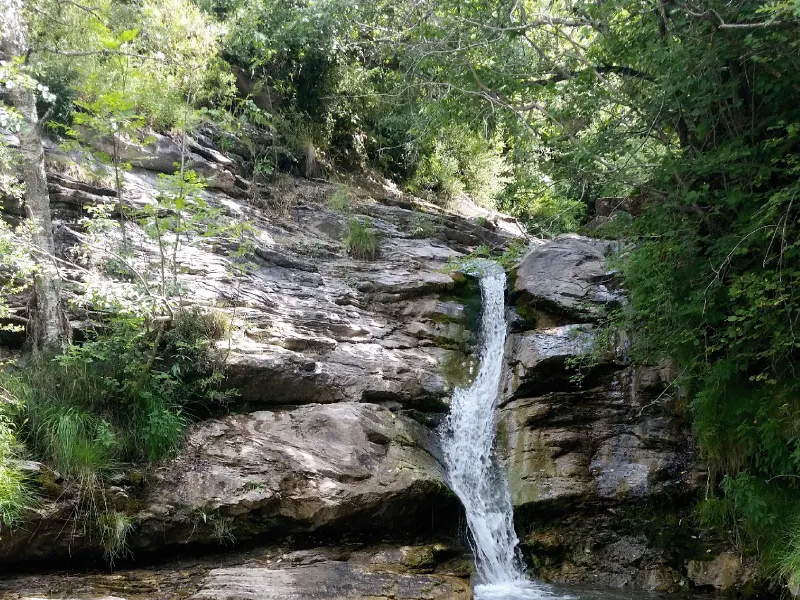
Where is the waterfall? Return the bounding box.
[439,260,566,600]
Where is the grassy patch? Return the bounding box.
[0,307,233,562]
[0,410,31,530]
[409,212,441,239]
[98,510,135,564]
[344,217,379,260]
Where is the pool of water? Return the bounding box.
[474,580,700,600]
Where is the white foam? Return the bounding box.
[475,580,573,600]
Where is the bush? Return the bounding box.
[7,309,230,470]
[343,218,379,260]
[409,124,511,208]
[33,0,235,132]
[497,175,586,238]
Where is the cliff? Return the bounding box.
[0,130,752,598]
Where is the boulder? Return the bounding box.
[0,404,458,563]
[513,234,622,321]
[502,325,596,398]
[78,129,240,195]
[687,552,755,592]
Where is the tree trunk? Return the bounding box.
[1,0,69,349]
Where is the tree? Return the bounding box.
[1,0,69,349]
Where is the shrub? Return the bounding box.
[497,179,586,238]
[343,218,379,260]
[409,124,511,208]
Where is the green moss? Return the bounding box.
[514,304,538,329]
[429,313,454,325]
[444,276,482,333]
[403,545,437,572]
[34,471,63,499]
[123,497,147,514]
[618,504,703,557]
[440,350,478,388]
[439,558,475,578]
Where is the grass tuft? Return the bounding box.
[328,186,351,213]
[0,411,31,529]
[343,217,379,260]
[98,510,135,564]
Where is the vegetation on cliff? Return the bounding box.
[1,0,799,588]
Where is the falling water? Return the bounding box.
[439,260,567,600]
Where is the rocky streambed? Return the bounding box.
[0,129,755,597]
[0,544,474,600]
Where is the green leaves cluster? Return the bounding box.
[31,0,234,130]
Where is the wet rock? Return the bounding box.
[0,547,472,600]
[193,563,471,600]
[636,566,685,592]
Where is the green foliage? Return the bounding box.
[343,218,379,261]
[496,239,528,271]
[409,212,441,239]
[0,306,231,559]
[0,217,37,333]
[409,124,511,208]
[0,125,38,333]
[8,310,228,469]
[32,0,235,130]
[138,169,228,299]
[444,240,526,275]
[0,407,30,530]
[499,179,586,238]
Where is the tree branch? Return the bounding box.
[526,64,655,86]
[680,6,800,29]
[36,47,178,65]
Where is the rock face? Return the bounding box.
[1,130,517,571]
[136,404,453,547]
[0,404,458,563]
[501,234,706,591]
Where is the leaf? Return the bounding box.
[117,28,139,44]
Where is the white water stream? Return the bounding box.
[439,261,568,600]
